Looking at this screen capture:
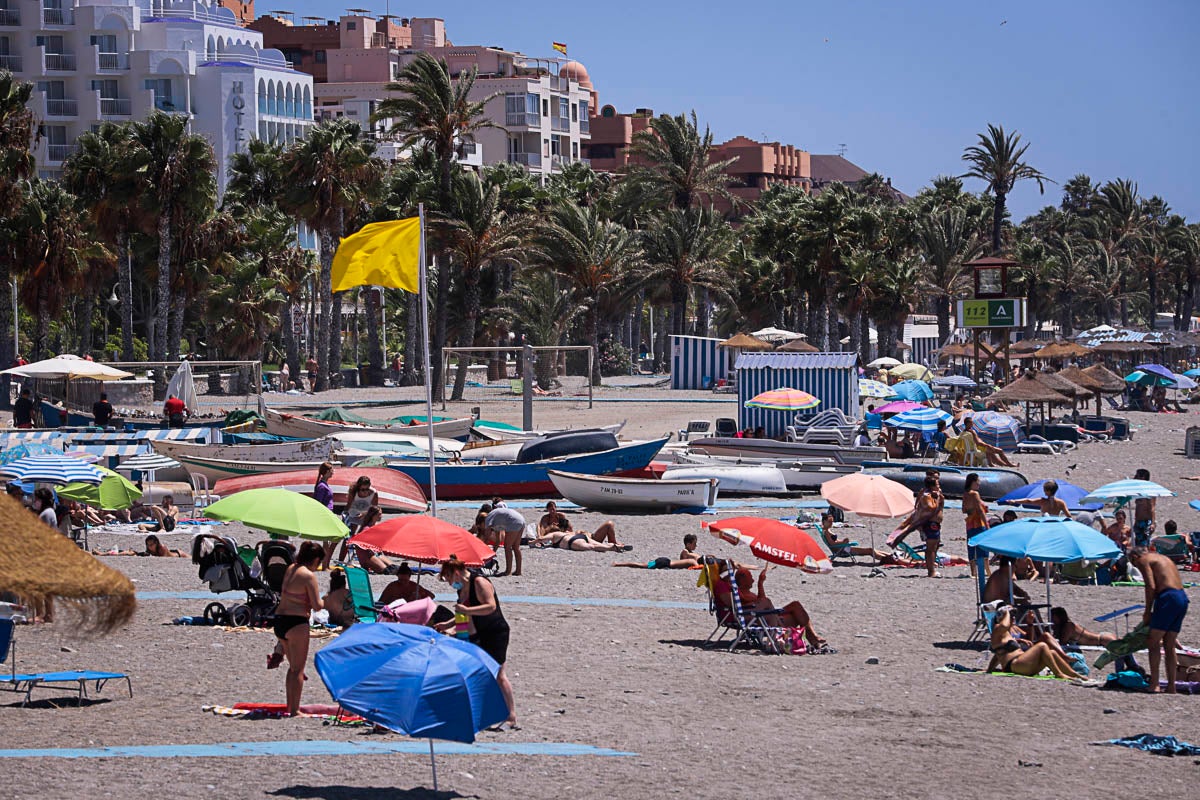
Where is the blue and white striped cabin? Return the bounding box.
[670,335,732,390]
[735,352,860,437]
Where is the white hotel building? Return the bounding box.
[0,0,312,193]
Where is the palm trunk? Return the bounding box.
[401,292,419,385]
[452,268,481,401]
[1147,267,1159,328]
[327,211,345,387]
[315,229,333,391]
[283,299,300,388]
[168,293,184,361]
[696,287,710,338]
[630,291,644,367]
[34,284,49,361]
[813,298,829,351]
[655,305,669,371]
[935,294,951,343]
[432,254,449,402]
[0,259,12,408]
[154,212,171,361]
[588,309,601,386]
[991,192,1005,254]
[80,284,95,357]
[859,309,871,364]
[364,287,384,386]
[671,283,688,336]
[848,304,862,359]
[1119,272,1129,327]
[118,234,134,360]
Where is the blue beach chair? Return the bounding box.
[0,619,132,706]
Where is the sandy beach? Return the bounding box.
[4,388,1200,800]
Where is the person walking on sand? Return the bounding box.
[485,504,527,576]
[1129,546,1189,694]
[1132,468,1157,548]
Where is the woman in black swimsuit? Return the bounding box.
[272,541,324,716]
[439,557,517,729]
[986,606,1084,679]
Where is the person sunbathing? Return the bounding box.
[94,534,184,557]
[322,569,355,627]
[66,500,106,527]
[986,606,1084,679]
[1050,606,1142,673]
[531,529,626,552]
[961,417,1018,468]
[613,534,705,569]
[538,501,572,535]
[717,565,825,648]
[138,495,179,533]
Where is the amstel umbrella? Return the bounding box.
[350,515,496,566]
[705,517,832,574]
[203,488,350,540]
[744,387,821,412]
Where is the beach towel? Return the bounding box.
[202,703,366,723]
[1093,734,1200,757]
[936,665,1101,686]
[1094,623,1149,670]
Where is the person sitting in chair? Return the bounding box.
[322,569,355,627]
[714,564,825,649]
[819,512,884,560]
[378,564,435,606]
[961,416,1018,468]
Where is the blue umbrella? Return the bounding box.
[883,406,952,432]
[968,411,1024,451]
[0,442,60,465]
[0,454,106,485]
[1124,370,1175,387]
[933,375,977,388]
[1183,369,1200,379]
[892,380,935,402]
[997,480,1101,512]
[315,623,509,790]
[1174,374,1198,390]
[1134,363,1177,383]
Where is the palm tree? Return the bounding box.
[495,272,582,389]
[442,172,532,398]
[917,207,985,341]
[63,122,139,360]
[225,138,286,212]
[1091,179,1143,325]
[961,124,1050,253]
[795,184,860,349]
[0,72,34,379]
[628,111,736,211]
[639,206,734,336]
[280,119,380,391]
[867,258,921,358]
[372,53,498,399]
[1040,232,1093,336]
[537,200,642,385]
[127,112,216,361]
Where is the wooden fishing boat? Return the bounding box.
[548,469,718,513]
[173,453,337,484]
[661,464,790,495]
[150,437,335,464]
[263,408,475,441]
[212,467,426,513]
[686,436,887,465]
[860,462,1028,500]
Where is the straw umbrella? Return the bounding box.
[986,372,1071,429]
[0,493,136,632]
[1033,340,1091,360]
[776,338,818,353]
[718,333,773,351]
[1081,363,1128,416]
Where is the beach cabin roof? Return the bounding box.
[734,352,859,370]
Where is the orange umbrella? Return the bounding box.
[349,515,496,567]
[704,517,832,574]
[820,473,915,518]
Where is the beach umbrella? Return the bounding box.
[704,517,832,574]
[996,480,1100,512]
[1174,374,1198,391]
[968,410,1024,451]
[314,622,508,790]
[1134,363,1177,383]
[751,327,801,343]
[933,375,977,388]
[743,387,820,412]
[1033,341,1091,359]
[350,515,495,567]
[888,363,933,381]
[858,379,897,399]
[1124,370,1174,388]
[0,354,133,381]
[0,442,61,465]
[874,399,924,415]
[115,453,181,473]
[868,357,902,369]
[1082,479,1175,506]
[0,493,135,632]
[58,466,143,510]
[203,488,350,540]
[1183,369,1200,379]
[777,338,818,353]
[883,406,952,433]
[821,473,916,559]
[891,380,935,402]
[0,454,106,485]
[165,359,199,413]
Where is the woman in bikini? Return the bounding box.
[270,541,324,716]
[962,473,989,579]
[1050,607,1142,673]
[986,606,1084,679]
[531,528,625,552]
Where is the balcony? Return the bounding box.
[44,52,75,71]
[508,152,541,167]
[98,52,129,71]
[580,118,590,134]
[551,117,569,132]
[100,97,130,115]
[153,95,181,113]
[46,143,77,162]
[0,54,21,70]
[42,7,72,25]
[505,112,540,128]
[0,8,19,25]
[45,98,76,116]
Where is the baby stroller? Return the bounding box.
[190,534,294,627]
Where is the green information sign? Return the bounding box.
[957,298,1024,328]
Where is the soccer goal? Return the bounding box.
[439,346,594,409]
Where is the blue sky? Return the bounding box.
[281,0,1198,221]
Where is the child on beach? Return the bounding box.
[614,534,704,569]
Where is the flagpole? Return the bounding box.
[418,203,438,517]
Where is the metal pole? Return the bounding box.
[11,279,17,359]
[522,342,533,431]
[588,346,593,409]
[418,204,438,516]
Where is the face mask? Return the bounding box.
[451,580,463,591]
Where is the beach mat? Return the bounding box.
[203,703,365,723]
[937,664,1100,686]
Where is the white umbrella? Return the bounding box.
[868,357,902,369]
[751,327,802,343]
[165,359,198,414]
[1,354,132,381]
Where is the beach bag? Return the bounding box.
[787,627,807,655]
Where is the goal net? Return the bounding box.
[439,346,594,409]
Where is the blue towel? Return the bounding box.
[1097,734,1200,757]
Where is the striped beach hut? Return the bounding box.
[735,352,860,437]
[670,335,732,390]
[903,321,941,367]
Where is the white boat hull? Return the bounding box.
[151,437,335,464]
[327,430,464,454]
[174,453,338,484]
[662,465,790,495]
[672,452,860,489]
[687,437,887,465]
[548,469,718,512]
[263,408,474,441]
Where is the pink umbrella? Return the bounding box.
[820,473,916,561]
[874,400,925,415]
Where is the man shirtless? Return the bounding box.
[1129,546,1189,693]
[1132,468,1156,548]
[1022,480,1070,517]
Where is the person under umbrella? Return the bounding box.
[962,416,1019,468]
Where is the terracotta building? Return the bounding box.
[217,0,255,25]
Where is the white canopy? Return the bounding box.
[750,327,803,343]
[1,354,132,381]
[165,359,199,413]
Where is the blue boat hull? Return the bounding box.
[387,438,669,499]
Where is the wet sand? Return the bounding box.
[4,390,1200,799]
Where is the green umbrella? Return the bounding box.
[203,488,350,541]
[58,466,143,510]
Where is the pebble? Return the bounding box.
[865,656,880,664]
[1103,708,1119,714]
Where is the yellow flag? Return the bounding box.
[552,41,567,55]
[331,218,421,293]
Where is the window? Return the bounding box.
[37,80,64,98]
[550,136,561,157]
[45,125,67,145]
[572,141,578,159]
[90,34,117,53]
[571,102,577,123]
[314,50,326,64]
[35,35,65,53]
[542,98,548,117]
[90,79,117,98]
[345,21,356,30]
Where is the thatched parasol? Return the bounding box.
[1056,365,1104,393]
[1033,340,1091,359]
[0,493,136,633]
[776,338,818,353]
[719,332,773,351]
[1090,340,1155,355]
[1035,370,1089,397]
[1081,363,1129,416]
[987,372,1071,428]
[1010,339,1045,354]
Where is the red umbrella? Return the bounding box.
[704,517,832,574]
[349,515,495,567]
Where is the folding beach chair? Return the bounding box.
[1153,535,1191,564]
[1057,559,1100,585]
[0,619,132,706]
[341,565,378,623]
[706,561,786,654]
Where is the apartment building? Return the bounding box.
[252,13,593,181]
[1,0,313,193]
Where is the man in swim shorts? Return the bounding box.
[1132,468,1157,548]
[1130,546,1189,693]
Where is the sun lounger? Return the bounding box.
[0,619,132,706]
[341,565,378,623]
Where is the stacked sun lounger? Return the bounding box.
[786,409,860,446]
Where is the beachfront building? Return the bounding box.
[250,12,593,181]
[2,0,313,193]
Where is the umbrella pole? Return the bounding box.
[429,738,438,791]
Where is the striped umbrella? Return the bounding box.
[883,407,953,433]
[858,379,897,399]
[744,387,821,412]
[891,380,935,402]
[0,454,106,485]
[115,453,181,473]
[1082,479,1175,506]
[933,375,977,388]
[968,411,1024,451]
